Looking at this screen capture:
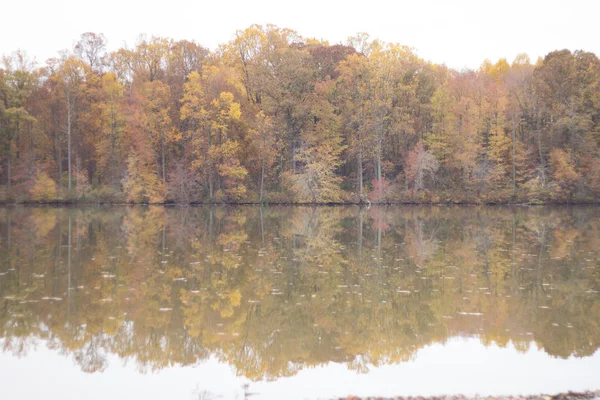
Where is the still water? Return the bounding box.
[0,205,599,399]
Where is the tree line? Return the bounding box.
[0,26,599,203]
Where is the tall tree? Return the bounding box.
[143,79,175,183]
[0,52,38,193]
[74,32,107,73]
[53,56,87,191]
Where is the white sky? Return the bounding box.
[2,337,600,399]
[1,0,599,70]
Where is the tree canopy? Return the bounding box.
[1,27,599,203]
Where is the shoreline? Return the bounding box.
[338,391,600,400]
[1,200,600,207]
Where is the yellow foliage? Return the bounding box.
[30,171,58,202]
[180,71,206,123]
[122,153,165,203]
[550,149,580,184]
[216,140,248,201]
[549,149,581,198]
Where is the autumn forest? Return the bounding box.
[1,26,599,204]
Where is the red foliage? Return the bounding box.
[369,178,390,202]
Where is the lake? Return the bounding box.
[0,205,599,399]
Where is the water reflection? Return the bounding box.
[0,206,599,380]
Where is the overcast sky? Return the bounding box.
[1,0,599,70]
[3,338,600,399]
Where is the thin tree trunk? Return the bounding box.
[110,120,116,187]
[7,213,11,253]
[376,129,383,200]
[67,215,72,319]
[376,105,384,193]
[357,149,363,202]
[260,142,265,202]
[57,102,62,187]
[376,133,382,182]
[208,126,213,200]
[7,155,11,193]
[58,135,62,186]
[512,117,517,199]
[161,132,166,183]
[292,142,297,174]
[259,206,264,247]
[569,101,576,157]
[358,209,363,254]
[536,108,546,185]
[67,89,72,192]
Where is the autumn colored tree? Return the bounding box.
[74,32,107,73]
[405,141,439,194]
[122,152,165,203]
[549,148,581,199]
[337,53,375,201]
[207,91,245,201]
[285,82,346,203]
[52,56,88,191]
[143,80,175,183]
[249,111,278,202]
[216,139,248,201]
[30,170,58,201]
[96,72,125,187]
[0,27,599,204]
[179,70,208,197]
[0,52,38,195]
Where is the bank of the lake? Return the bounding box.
[339,391,600,400]
[2,199,600,206]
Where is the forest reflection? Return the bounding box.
[0,206,599,380]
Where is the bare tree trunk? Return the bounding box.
[358,209,363,253]
[376,131,382,183]
[155,154,161,179]
[357,149,363,202]
[161,132,166,183]
[58,134,62,186]
[511,116,517,199]
[375,102,385,201]
[110,124,116,187]
[292,142,297,174]
[7,155,11,193]
[259,206,264,247]
[67,215,72,319]
[569,101,576,157]
[536,108,546,185]
[260,143,265,202]
[7,213,11,252]
[67,89,72,192]
[207,126,213,200]
[75,156,81,198]
[56,101,62,187]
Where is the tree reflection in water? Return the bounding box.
[0,206,598,379]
